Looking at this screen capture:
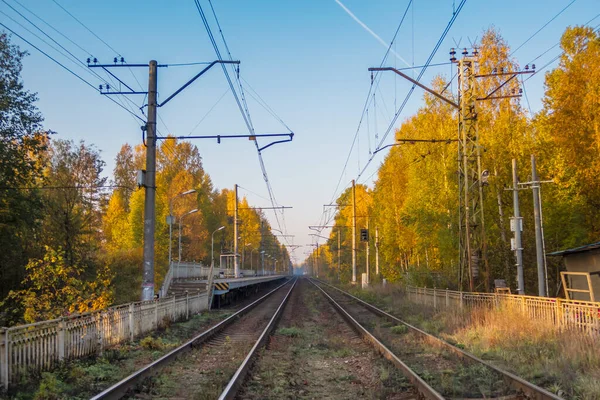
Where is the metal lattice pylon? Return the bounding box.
[457,55,488,292]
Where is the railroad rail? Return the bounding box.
[90,277,296,400]
[310,278,563,400]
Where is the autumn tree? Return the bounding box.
[0,33,46,299]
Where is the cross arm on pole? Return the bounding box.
[369,67,459,109]
[158,60,240,107]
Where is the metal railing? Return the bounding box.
[406,286,600,334]
[0,291,208,390]
[159,261,277,296]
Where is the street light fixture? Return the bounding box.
[168,189,196,269]
[178,209,198,274]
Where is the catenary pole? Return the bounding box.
[512,159,525,295]
[141,60,157,301]
[352,179,357,283]
[532,155,547,296]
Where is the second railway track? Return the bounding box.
[310,278,563,400]
[90,278,296,400]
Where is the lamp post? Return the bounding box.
[178,209,198,275]
[211,226,225,271]
[250,248,256,275]
[242,242,252,273]
[168,189,196,271]
[263,252,268,276]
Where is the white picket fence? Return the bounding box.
[0,290,208,390]
[406,286,600,334]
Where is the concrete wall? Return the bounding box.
[564,249,600,300]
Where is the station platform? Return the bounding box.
[167,274,288,297]
[211,275,287,295]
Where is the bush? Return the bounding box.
[390,325,408,334]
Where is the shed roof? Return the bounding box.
[547,241,600,257]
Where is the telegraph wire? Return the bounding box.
[194,0,294,249]
[8,0,90,56]
[0,22,144,122]
[315,0,466,235]
[187,87,231,136]
[50,0,120,56]
[355,0,466,184]
[327,0,414,209]
[510,0,577,56]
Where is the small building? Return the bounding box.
[547,241,600,301]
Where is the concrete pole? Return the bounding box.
[366,218,370,285]
[512,159,525,295]
[352,179,357,283]
[178,218,182,266]
[141,60,157,301]
[234,184,239,278]
[315,242,319,278]
[375,226,379,275]
[337,233,341,277]
[532,155,547,296]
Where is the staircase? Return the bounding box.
[167,279,207,297]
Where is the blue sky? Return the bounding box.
[2,0,598,263]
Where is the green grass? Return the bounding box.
[390,325,408,334]
[277,326,304,337]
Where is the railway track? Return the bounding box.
[90,277,296,400]
[310,278,563,400]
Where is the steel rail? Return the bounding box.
[308,279,445,400]
[90,277,290,400]
[313,279,563,400]
[218,278,297,399]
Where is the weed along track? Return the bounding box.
[311,279,563,400]
[89,278,296,400]
[235,278,416,399]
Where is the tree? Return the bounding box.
[42,139,107,268]
[6,246,112,323]
[0,32,46,299]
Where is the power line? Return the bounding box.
[510,0,577,56]
[187,87,230,136]
[328,0,414,207]
[0,22,144,122]
[356,0,467,183]
[50,0,120,56]
[8,0,90,56]
[194,0,295,249]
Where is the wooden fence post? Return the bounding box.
[446,288,449,308]
[57,318,65,361]
[128,303,135,342]
[433,287,437,310]
[1,328,8,390]
[460,291,464,310]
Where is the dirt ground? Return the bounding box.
[237,279,416,400]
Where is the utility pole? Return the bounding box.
[352,179,357,284]
[234,184,239,278]
[141,60,158,301]
[531,155,547,296]
[511,159,525,295]
[316,243,319,278]
[90,58,276,299]
[375,227,379,276]
[338,233,341,279]
[370,53,533,293]
[365,218,370,285]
